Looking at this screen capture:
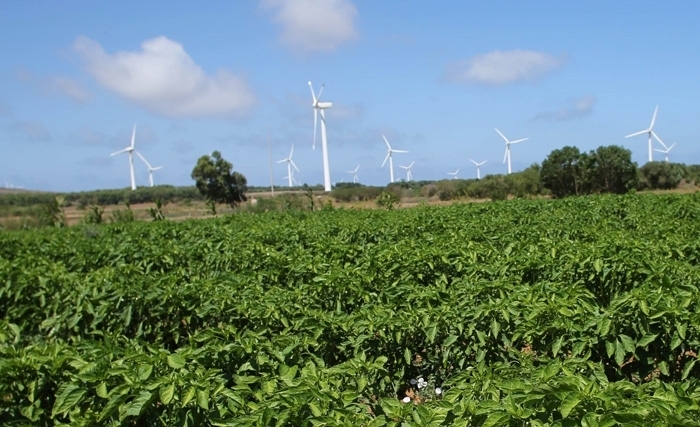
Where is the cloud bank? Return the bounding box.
[73,36,256,118]
[446,49,567,85]
[17,70,92,103]
[533,96,596,121]
[261,0,358,53]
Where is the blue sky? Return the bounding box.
[1,1,699,191]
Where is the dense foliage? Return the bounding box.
[191,151,248,208]
[2,193,700,425]
[541,145,638,198]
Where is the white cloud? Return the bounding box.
[8,121,52,142]
[16,69,92,103]
[73,36,256,118]
[446,50,567,85]
[534,96,596,121]
[261,0,358,53]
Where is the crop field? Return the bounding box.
[1,193,700,426]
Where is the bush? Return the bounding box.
[637,162,685,190]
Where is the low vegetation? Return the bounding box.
[1,193,700,424]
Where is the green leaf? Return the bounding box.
[197,389,209,410]
[308,401,323,417]
[137,364,153,381]
[670,333,682,351]
[593,259,602,273]
[676,322,687,340]
[123,390,152,418]
[619,335,635,353]
[636,333,658,348]
[160,384,175,405]
[560,392,583,418]
[552,336,564,357]
[614,339,625,367]
[96,382,108,399]
[482,411,509,427]
[605,340,615,358]
[404,348,412,365]
[681,359,696,380]
[444,334,458,347]
[182,386,196,406]
[167,353,186,369]
[52,383,86,417]
[491,318,500,339]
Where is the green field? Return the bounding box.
[1,193,700,426]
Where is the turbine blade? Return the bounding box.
[469,158,477,165]
[382,134,391,150]
[111,148,129,156]
[651,131,667,148]
[135,150,152,169]
[381,152,390,167]
[510,138,528,144]
[152,166,163,171]
[289,144,294,158]
[503,147,509,164]
[625,130,647,138]
[653,148,665,153]
[276,158,287,164]
[668,142,676,151]
[308,81,317,104]
[494,128,509,143]
[131,123,136,148]
[650,105,658,129]
[409,161,414,168]
[317,84,325,101]
[290,159,300,173]
[393,149,409,153]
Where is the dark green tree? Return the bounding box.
[637,162,685,190]
[191,151,247,208]
[540,146,588,198]
[585,145,637,194]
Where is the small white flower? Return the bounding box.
[402,396,411,403]
[410,379,417,385]
[418,377,425,383]
[435,387,442,395]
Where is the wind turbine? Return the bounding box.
[653,137,676,163]
[309,81,333,191]
[447,168,459,179]
[135,151,163,187]
[495,128,528,175]
[110,123,137,190]
[277,144,300,187]
[626,106,663,163]
[381,135,408,183]
[346,165,360,183]
[399,161,415,181]
[470,159,487,179]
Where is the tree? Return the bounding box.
[540,146,588,198]
[585,145,637,194]
[191,151,247,208]
[637,162,685,190]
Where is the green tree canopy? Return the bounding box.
[191,151,247,207]
[540,146,588,198]
[637,161,685,190]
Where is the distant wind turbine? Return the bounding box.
[469,159,487,179]
[653,137,676,163]
[381,135,408,183]
[309,81,333,191]
[495,128,528,175]
[110,123,137,191]
[399,161,415,181]
[447,168,459,179]
[135,151,163,187]
[346,165,360,183]
[626,105,663,163]
[277,144,300,187]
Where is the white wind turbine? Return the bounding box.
[470,159,487,179]
[277,144,300,187]
[626,106,663,163]
[309,81,333,192]
[399,161,415,181]
[381,135,408,183]
[110,123,138,191]
[447,168,459,179]
[346,165,360,183]
[135,151,163,187]
[495,128,528,175]
[653,137,676,163]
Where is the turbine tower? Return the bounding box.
[135,151,163,187]
[110,123,138,190]
[470,159,487,179]
[381,135,408,183]
[399,161,415,181]
[309,81,333,191]
[653,137,676,163]
[447,168,459,179]
[346,165,360,183]
[626,105,663,163]
[277,144,300,187]
[495,128,528,175]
